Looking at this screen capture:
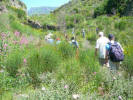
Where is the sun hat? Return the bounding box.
[98,32,104,36]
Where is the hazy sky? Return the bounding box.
[20,0,70,10]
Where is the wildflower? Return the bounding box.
[23,58,27,64]
[42,87,46,91]
[118,96,123,100]
[1,33,6,39]
[72,94,80,99]
[64,85,68,89]
[113,76,116,80]
[4,43,8,49]
[13,40,18,44]
[20,94,29,98]
[14,31,20,37]
[20,36,28,45]
[93,72,96,75]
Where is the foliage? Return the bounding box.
[27,46,61,86]
[5,50,23,77]
[78,49,100,74]
[94,0,133,17]
[7,6,26,19]
[122,46,133,77]
[57,41,76,59]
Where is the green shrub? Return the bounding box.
[29,46,60,73]
[57,42,76,59]
[57,59,83,91]
[94,0,132,17]
[122,46,133,77]
[78,49,100,74]
[7,6,26,19]
[5,50,23,77]
[87,33,96,44]
[27,46,60,86]
[94,4,106,18]
[115,20,127,31]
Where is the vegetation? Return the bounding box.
[0,0,133,99]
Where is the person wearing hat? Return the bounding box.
[95,32,109,66]
[56,38,61,45]
[105,34,124,71]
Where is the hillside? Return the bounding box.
[28,6,57,15]
[0,0,133,100]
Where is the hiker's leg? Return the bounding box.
[109,60,117,70]
[99,58,105,66]
[116,62,120,70]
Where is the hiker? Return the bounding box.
[70,37,79,59]
[64,34,69,41]
[70,37,79,48]
[45,33,54,44]
[95,32,109,66]
[82,28,85,38]
[72,28,75,35]
[46,37,54,44]
[105,34,124,71]
[96,27,99,34]
[56,38,61,45]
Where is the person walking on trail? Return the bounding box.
[70,37,79,59]
[95,32,109,66]
[72,28,75,35]
[70,37,79,48]
[96,27,99,34]
[82,29,85,38]
[105,34,124,71]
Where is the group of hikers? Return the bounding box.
[95,32,124,71]
[44,29,124,72]
[44,32,79,48]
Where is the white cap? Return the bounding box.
[98,32,104,36]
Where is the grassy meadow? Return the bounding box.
[0,0,133,100]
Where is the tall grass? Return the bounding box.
[5,50,23,77]
[27,46,61,86]
[78,49,100,74]
[122,45,133,77]
[57,41,76,59]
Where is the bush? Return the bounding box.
[57,42,76,59]
[78,49,100,74]
[58,59,82,85]
[7,6,26,19]
[94,0,132,17]
[115,20,127,31]
[28,47,60,73]
[87,33,96,44]
[27,46,60,86]
[5,50,23,77]
[122,46,133,77]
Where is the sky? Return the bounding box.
[20,0,70,10]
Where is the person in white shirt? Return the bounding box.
[95,32,109,66]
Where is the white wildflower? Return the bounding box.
[72,94,80,99]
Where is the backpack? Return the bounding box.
[108,42,124,62]
[72,41,79,48]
